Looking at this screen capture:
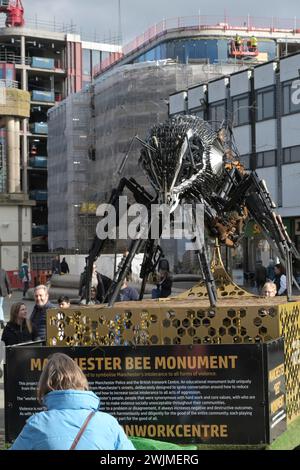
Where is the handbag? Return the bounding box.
[70,411,96,450]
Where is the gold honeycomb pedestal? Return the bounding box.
[47,295,300,423]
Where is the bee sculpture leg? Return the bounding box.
[85,177,155,304]
[187,204,218,307]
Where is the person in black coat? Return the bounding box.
[60,257,70,274]
[2,302,38,346]
[30,285,54,340]
[152,269,173,299]
[79,264,112,303]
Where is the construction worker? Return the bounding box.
[250,35,257,51]
[235,34,242,51]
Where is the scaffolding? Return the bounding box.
[48,60,240,252]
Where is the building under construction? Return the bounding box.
[47,59,244,252]
[0,1,120,271]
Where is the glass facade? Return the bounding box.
[283,145,300,164]
[256,149,276,168]
[232,93,250,126]
[132,38,276,65]
[256,86,275,121]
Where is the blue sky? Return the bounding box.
[22,0,300,44]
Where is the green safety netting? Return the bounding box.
[129,437,197,451]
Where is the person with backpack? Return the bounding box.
[19,258,31,299]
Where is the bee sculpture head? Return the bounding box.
[138,115,226,211]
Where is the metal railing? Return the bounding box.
[0,51,31,65]
[0,15,121,44]
[94,14,300,77]
[0,78,18,88]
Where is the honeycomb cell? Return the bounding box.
[177,328,186,337]
[254,335,262,343]
[227,310,236,318]
[141,311,149,319]
[202,318,211,327]
[240,327,247,336]
[233,336,242,343]
[197,310,206,319]
[232,318,241,327]
[228,326,237,336]
[203,336,212,344]
[208,310,216,318]
[193,318,201,327]
[187,327,196,337]
[182,318,191,328]
[269,308,277,318]
[258,308,268,317]
[213,336,222,344]
[163,337,171,345]
[219,327,226,336]
[172,319,180,328]
[259,326,268,335]
[239,309,247,318]
[193,337,202,344]
[208,327,216,337]
[166,310,176,319]
[243,336,253,343]
[163,319,171,328]
[187,310,196,319]
[150,335,159,344]
[223,318,231,327]
[253,317,262,327]
[150,315,158,323]
[173,337,181,345]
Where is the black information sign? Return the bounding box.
[264,337,287,442]
[4,342,285,444]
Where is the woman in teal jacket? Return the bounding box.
[11,353,135,450]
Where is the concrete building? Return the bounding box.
[0,18,120,270]
[169,52,300,278]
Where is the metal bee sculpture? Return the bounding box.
[85,115,300,307]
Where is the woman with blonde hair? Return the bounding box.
[11,352,135,450]
[1,302,37,346]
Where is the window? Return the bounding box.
[239,154,250,169]
[189,108,204,119]
[282,79,300,115]
[283,146,300,164]
[232,93,250,126]
[209,100,226,129]
[256,86,275,121]
[256,150,276,168]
